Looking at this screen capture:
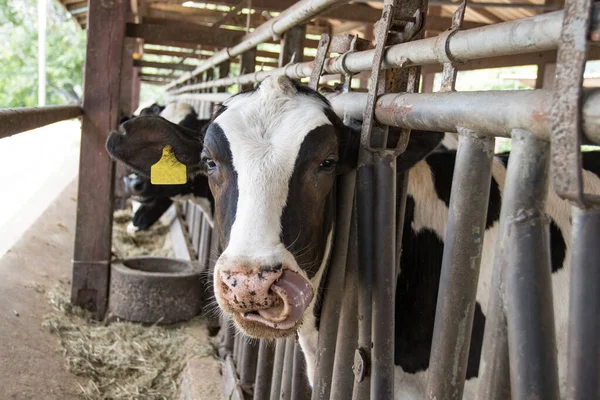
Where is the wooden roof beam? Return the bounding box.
[125,22,244,47]
[133,59,198,71]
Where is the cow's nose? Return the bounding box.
[219,263,283,312]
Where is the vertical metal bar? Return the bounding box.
[254,340,276,400]
[370,151,397,400]
[353,153,374,400]
[240,340,260,396]
[219,317,235,359]
[71,0,127,318]
[567,207,600,400]
[503,129,559,400]
[475,204,511,400]
[270,340,287,400]
[192,210,202,255]
[426,128,495,400]
[331,196,359,399]
[312,171,356,400]
[280,339,296,400]
[292,342,312,400]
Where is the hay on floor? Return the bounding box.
[43,285,215,400]
[111,208,175,259]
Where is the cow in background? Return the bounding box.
[120,102,213,234]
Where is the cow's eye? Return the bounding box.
[319,158,337,171]
[204,158,217,171]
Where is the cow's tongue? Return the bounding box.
[243,270,313,330]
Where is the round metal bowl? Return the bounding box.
[108,257,203,324]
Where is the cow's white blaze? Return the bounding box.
[214,77,331,270]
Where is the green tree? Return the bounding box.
[0,0,86,107]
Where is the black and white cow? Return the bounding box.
[121,102,213,234]
[106,76,600,399]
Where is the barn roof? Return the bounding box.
[57,0,565,85]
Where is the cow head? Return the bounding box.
[106,76,442,339]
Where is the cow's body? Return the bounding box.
[106,76,600,399]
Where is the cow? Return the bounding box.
[120,102,213,234]
[106,76,600,399]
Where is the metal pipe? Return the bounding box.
[169,89,600,144]
[503,129,560,400]
[429,0,560,9]
[353,154,374,400]
[426,128,495,399]
[165,93,231,103]
[327,89,600,144]
[165,0,348,90]
[567,207,600,400]
[330,188,359,399]
[292,342,312,400]
[370,151,398,399]
[270,340,287,400]
[0,105,82,139]
[167,5,600,93]
[280,338,296,400]
[253,340,276,400]
[239,340,259,396]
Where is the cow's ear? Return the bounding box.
[395,130,445,171]
[106,115,204,179]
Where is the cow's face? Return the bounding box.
[204,76,355,338]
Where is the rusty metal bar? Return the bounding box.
[253,340,275,400]
[165,0,347,90]
[239,340,259,396]
[322,170,357,400]
[327,89,600,144]
[270,340,287,400]
[550,0,593,206]
[567,207,600,400]
[426,128,495,399]
[173,89,600,144]
[503,129,560,400]
[0,105,82,140]
[291,342,312,400]
[167,5,600,93]
[280,339,296,400]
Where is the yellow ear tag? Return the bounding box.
[150,145,187,185]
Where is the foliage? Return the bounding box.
[0,0,86,107]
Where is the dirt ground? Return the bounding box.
[0,179,224,400]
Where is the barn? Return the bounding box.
[1,0,599,399]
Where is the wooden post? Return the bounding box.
[240,48,257,91]
[279,25,306,67]
[72,0,128,318]
[131,40,142,111]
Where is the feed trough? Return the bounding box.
[108,257,203,324]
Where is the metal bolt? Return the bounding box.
[353,348,369,382]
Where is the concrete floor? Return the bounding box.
[0,179,84,399]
